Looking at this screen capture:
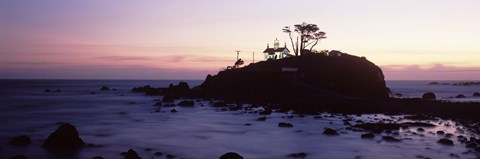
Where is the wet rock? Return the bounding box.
[382,136,400,142]
[437,138,454,145]
[473,92,480,97]
[278,122,293,128]
[466,141,477,148]
[422,92,436,100]
[43,123,85,151]
[162,95,175,103]
[177,100,194,107]
[92,156,105,159]
[154,152,163,156]
[44,89,51,93]
[220,152,244,159]
[170,109,177,113]
[417,128,425,132]
[323,128,339,135]
[166,154,175,159]
[455,94,466,98]
[436,131,445,135]
[361,133,375,139]
[287,152,307,158]
[212,102,227,107]
[445,133,453,138]
[259,108,272,115]
[404,114,436,120]
[9,135,31,146]
[401,122,436,127]
[124,149,141,159]
[99,86,109,91]
[10,155,27,159]
[256,116,267,121]
[476,147,480,152]
[457,135,467,143]
[153,102,162,106]
[354,123,401,132]
[131,85,161,95]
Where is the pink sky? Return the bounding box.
[1,0,479,80]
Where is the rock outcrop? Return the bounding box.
[196,53,389,103]
[43,123,85,151]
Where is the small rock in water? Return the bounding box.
[455,94,466,98]
[154,152,163,156]
[162,95,175,103]
[170,109,178,113]
[44,89,51,93]
[466,141,477,148]
[43,123,85,151]
[124,149,141,159]
[361,133,375,139]
[212,102,227,107]
[9,135,31,146]
[177,100,194,106]
[220,152,244,159]
[256,116,267,121]
[166,154,175,159]
[153,102,162,106]
[259,108,272,115]
[382,136,400,142]
[99,86,110,91]
[437,138,454,145]
[323,128,339,135]
[91,156,105,159]
[10,155,28,159]
[417,128,425,132]
[436,131,445,135]
[278,122,293,128]
[422,92,436,100]
[473,92,480,97]
[287,152,307,158]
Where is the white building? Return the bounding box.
[263,38,292,60]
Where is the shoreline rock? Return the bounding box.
[43,123,85,151]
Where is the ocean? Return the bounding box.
[0,80,479,159]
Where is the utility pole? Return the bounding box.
[252,52,255,63]
[235,50,241,61]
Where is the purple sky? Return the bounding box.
[1,0,480,80]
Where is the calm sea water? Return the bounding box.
[0,80,479,159]
[387,80,480,102]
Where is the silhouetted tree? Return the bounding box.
[283,22,327,56]
[234,59,244,68]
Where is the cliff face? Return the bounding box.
[197,53,389,103]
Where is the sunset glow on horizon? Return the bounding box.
[1,0,479,80]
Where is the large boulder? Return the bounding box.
[220,152,244,159]
[125,149,141,159]
[422,92,436,100]
[43,123,85,151]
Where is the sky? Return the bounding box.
[1,0,479,80]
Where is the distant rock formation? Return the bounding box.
[196,53,389,105]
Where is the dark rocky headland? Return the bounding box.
[133,52,480,123]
